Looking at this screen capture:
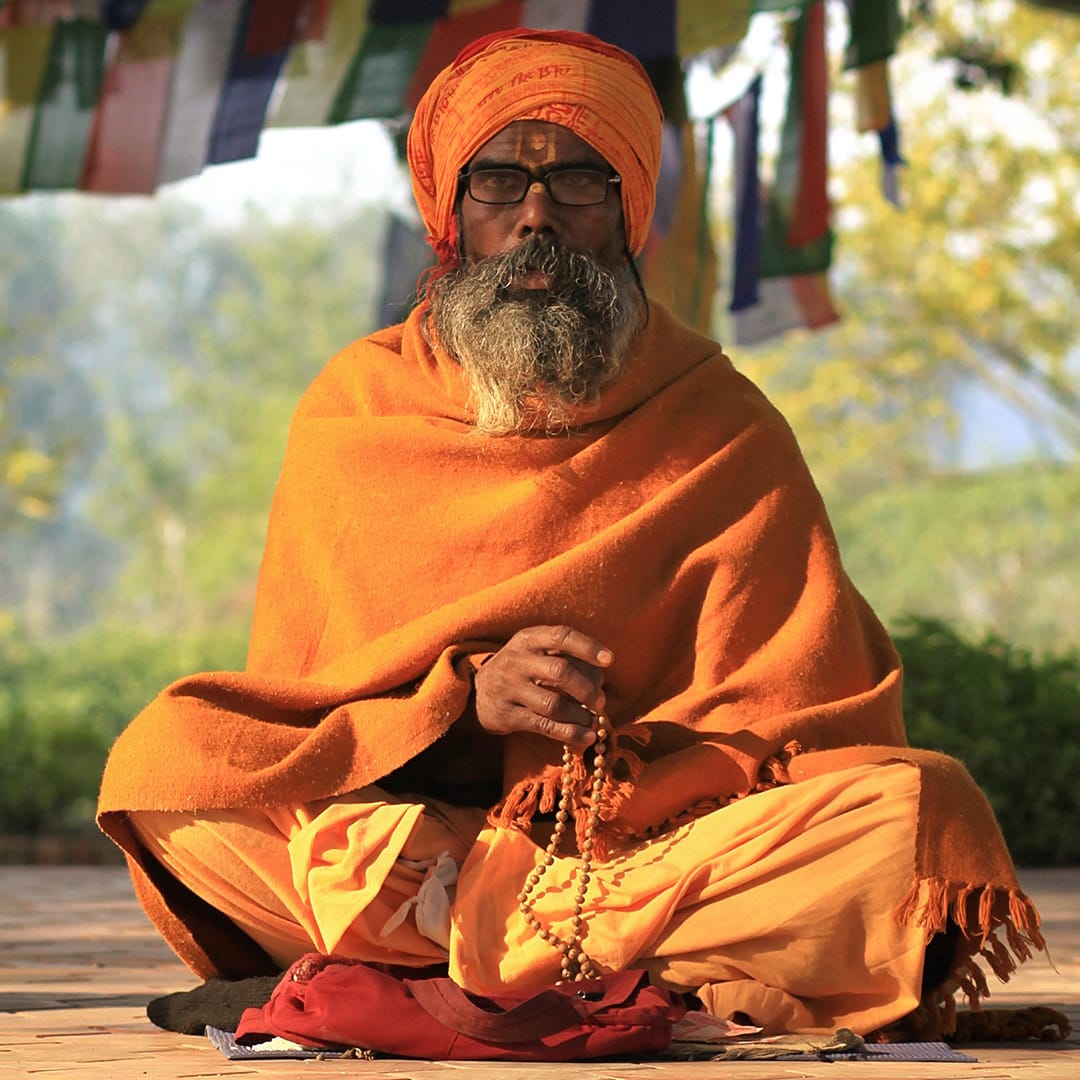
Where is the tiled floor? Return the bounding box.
[1,864,1077,1079]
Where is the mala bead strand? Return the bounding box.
[517,713,609,983]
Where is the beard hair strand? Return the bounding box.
[428,237,646,435]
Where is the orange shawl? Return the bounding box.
[98,302,1040,982]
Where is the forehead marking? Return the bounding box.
[508,125,559,165]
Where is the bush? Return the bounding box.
[0,624,246,834]
[894,615,1080,866]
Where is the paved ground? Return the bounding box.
[0,864,1077,1079]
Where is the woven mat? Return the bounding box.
[205,1027,977,1062]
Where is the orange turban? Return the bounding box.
[407,29,663,263]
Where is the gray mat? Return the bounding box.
[205,1027,977,1062]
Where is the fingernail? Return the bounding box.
[596,648,613,665]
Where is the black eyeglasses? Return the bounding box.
[459,165,621,207]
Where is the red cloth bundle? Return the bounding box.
[235,954,686,1061]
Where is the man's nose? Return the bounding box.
[514,180,559,238]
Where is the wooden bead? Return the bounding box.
[515,714,611,983]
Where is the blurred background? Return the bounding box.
[1,0,1077,865]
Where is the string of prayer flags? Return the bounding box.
[730,1,839,346]
[0,0,906,344]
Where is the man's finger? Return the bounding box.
[528,707,598,747]
[516,624,614,667]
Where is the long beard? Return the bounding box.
[428,237,646,435]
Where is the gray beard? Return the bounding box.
[428,237,646,434]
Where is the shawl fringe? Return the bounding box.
[893,878,1046,1006]
[490,738,801,863]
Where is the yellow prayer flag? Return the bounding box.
[678,0,752,56]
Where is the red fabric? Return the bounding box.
[404,1,525,111]
[789,2,830,247]
[79,12,182,194]
[235,953,685,1060]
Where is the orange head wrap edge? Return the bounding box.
[407,29,664,265]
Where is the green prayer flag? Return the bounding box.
[21,20,108,191]
[329,21,434,123]
[843,0,902,70]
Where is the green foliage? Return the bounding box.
[0,623,247,833]
[895,615,1080,866]
[831,460,1080,650]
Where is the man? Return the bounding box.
[99,29,1044,1040]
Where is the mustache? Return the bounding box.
[483,236,617,301]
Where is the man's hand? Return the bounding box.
[474,625,613,747]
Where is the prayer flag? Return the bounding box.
[843,0,901,136]
[587,0,676,62]
[329,20,434,122]
[369,0,448,21]
[768,0,828,257]
[520,0,589,33]
[842,0,901,70]
[840,0,904,205]
[405,0,522,111]
[157,0,245,185]
[678,0,751,54]
[0,23,52,193]
[100,0,154,31]
[81,9,185,193]
[732,273,837,346]
[377,211,434,328]
[878,114,903,208]
[156,0,245,183]
[641,119,716,334]
[271,0,368,126]
[726,73,762,314]
[20,18,108,190]
[852,57,890,133]
[449,0,512,13]
[206,0,303,165]
[730,3,839,345]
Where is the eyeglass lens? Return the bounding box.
[465,167,615,206]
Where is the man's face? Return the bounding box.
[458,120,627,271]
[428,119,643,436]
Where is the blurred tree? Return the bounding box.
[63,201,386,631]
[832,461,1080,649]
[724,0,1080,496]
[710,0,1080,648]
[0,204,107,636]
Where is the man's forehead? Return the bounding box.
[469,121,611,169]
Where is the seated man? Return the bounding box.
[98,28,1043,1039]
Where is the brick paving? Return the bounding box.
[1,863,1077,1079]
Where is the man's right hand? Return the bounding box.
[474,625,613,747]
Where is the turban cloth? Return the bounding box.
[407,29,663,263]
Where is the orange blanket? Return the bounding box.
[98,301,1040,985]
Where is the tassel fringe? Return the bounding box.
[893,877,1046,1006]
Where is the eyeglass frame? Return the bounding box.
[457,164,622,207]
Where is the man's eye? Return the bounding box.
[475,170,521,192]
[557,170,598,188]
